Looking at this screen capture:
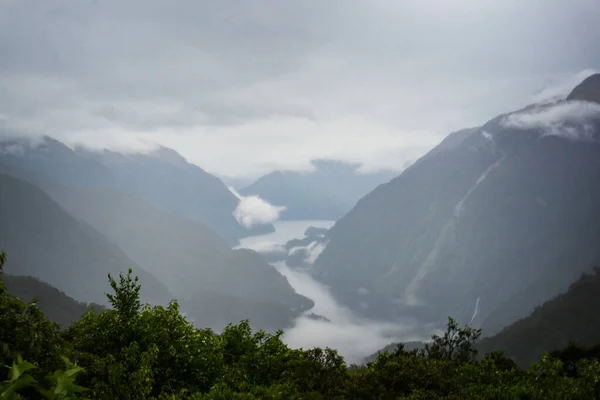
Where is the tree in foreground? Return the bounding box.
[420,317,482,364]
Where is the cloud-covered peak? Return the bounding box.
[501,100,600,141]
[567,73,600,103]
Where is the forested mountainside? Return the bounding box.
[0,165,312,332]
[478,269,582,337]
[0,136,271,244]
[240,159,397,220]
[0,174,171,306]
[2,274,104,328]
[3,252,600,399]
[366,266,600,368]
[312,74,600,331]
[478,267,600,367]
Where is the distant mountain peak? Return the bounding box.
[567,73,600,103]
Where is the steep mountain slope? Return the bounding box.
[181,248,314,331]
[477,268,600,367]
[312,74,600,330]
[48,182,313,332]
[366,268,600,367]
[477,270,578,337]
[0,165,313,331]
[85,146,273,243]
[0,137,271,244]
[3,274,105,327]
[0,174,172,306]
[240,159,398,220]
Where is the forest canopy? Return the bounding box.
[2,250,600,400]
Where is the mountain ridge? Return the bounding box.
[0,173,172,306]
[3,273,105,328]
[311,76,600,332]
[0,163,313,332]
[0,136,273,244]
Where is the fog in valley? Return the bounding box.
[238,220,430,363]
[278,262,427,364]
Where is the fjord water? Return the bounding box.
[238,220,425,363]
[237,220,335,252]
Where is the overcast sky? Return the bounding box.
[1,0,599,178]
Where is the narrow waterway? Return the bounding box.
[238,220,424,364]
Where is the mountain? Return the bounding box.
[240,159,399,220]
[0,136,272,244]
[0,164,313,332]
[311,74,600,331]
[180,249,314,332]
[0,174,172,306]
[477,268,600,367]
[2,274,105,328]
[366,267,600,367]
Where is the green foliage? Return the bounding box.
[420,317,482,364]
[0,354,87,400]
[0,251,65,382]
[3,249,600,399]
[37,356,88,400]
[0,355,37,400]
[106,269,141,321]
[65,270,223,399]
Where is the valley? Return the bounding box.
[2,73,600,366]
[2,3,600,395]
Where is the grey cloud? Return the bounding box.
[1,0,599,176]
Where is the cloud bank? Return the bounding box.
[502,100,600,140]
[1,1,599,177]
[529,68,599,104]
